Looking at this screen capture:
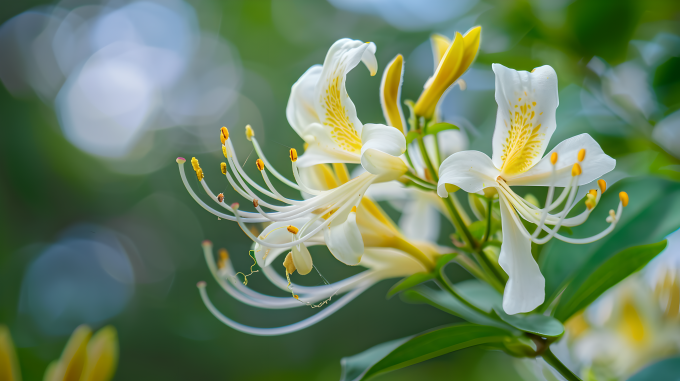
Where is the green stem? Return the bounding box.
[474,198,506,286]
[443,196,476,250]
[416,134,439,181]
[436,271,495,319]
[542,348,582,381]
[404,172,436,189]
[432,132,442,167]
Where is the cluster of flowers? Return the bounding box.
[177,26,628,335]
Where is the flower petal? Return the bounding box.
[430,33,451,70]
[81,326,118,381]
[314,39,377,154]
[255,217,320,266]
[360,123,408,180]
[292,243,313,275]
[286,65,322,137]
[491,64,559,177]
[400,197,441,243]
[324,210,364,265]
[361,123,406,157]
[506,133,616,187]
[380,54,406,133]
[297,123,362,167]
[437,151,500,197]
[498,194,545,314]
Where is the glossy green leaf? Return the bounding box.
[357,324,511,380]
[401,286,512,331]
[434,253,457,272]
[626,356,680,381]
[553,240,668,322]
[493,308,564,338]
[425,122,459,135]
[340,336,413,381]
[387,272,434,299]
[455,279,502,313]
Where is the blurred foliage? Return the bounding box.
[1,0,679,380]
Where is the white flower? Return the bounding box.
[437,64,627,314]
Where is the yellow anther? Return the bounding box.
[217,193,224,203]
[619,191,629,207]
[287,225,299,234]
[191,157,204,180]
[222,145,227,158]
[351,206,357,213]
[585,191,597,210]
[578,148,586,162]
[245,124,254,141]
[550,152,558,165]
[598,179,607,193]
[585,199,595,210]
[220,126,229,144]
[256,159,264,171]
[176,157,186,164]
[289,148,298,162]
[253,199,259,208]
[217,248,229,269]
[571,163,582,176]
[220,162,227,175]
[283,252,296,274]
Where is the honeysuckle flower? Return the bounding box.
[565,271,680,380]
[437,64,628,314]
[178,39,421,276]
[413,27,481,119]
[0,324,118,381]
[197,237,438,336]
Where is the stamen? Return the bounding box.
[222,145,228,158]
[220,126,229,144]
[256,159,264,171]
[598,179,607,193]
[578,148,586,162]
[221,162,227,175]
[253,199,259,207]
[607,209,616,223]
[290,148,298,162]
[572,163,582,176]
[245,124,254,141]
[287,225,299,234]
[191,157,204,181]
[550,152,558,165]
[351,206,357,213]
[197,281,370,336]
[217,193,224,203]
[619,192,629,207]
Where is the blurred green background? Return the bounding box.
[1,0,680,380]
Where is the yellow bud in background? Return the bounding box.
[414,26,481,119]
[80,326,118,381]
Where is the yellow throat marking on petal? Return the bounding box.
[500,99,544,175]
[321,68,362,153]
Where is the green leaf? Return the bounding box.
[405,130,420,145]
[626,356,680,381]
[455,279,502,313]
[553,240,668,322]
[357,324,511,381]
[493,308,564,338]
[387,273,434,299]
[340,336,413,381]
[425,122,459,135]
[401,286,512,331]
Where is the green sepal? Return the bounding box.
[386,272,435,299]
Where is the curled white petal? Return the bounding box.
[437,151,500,197]
[325,211,364,265]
